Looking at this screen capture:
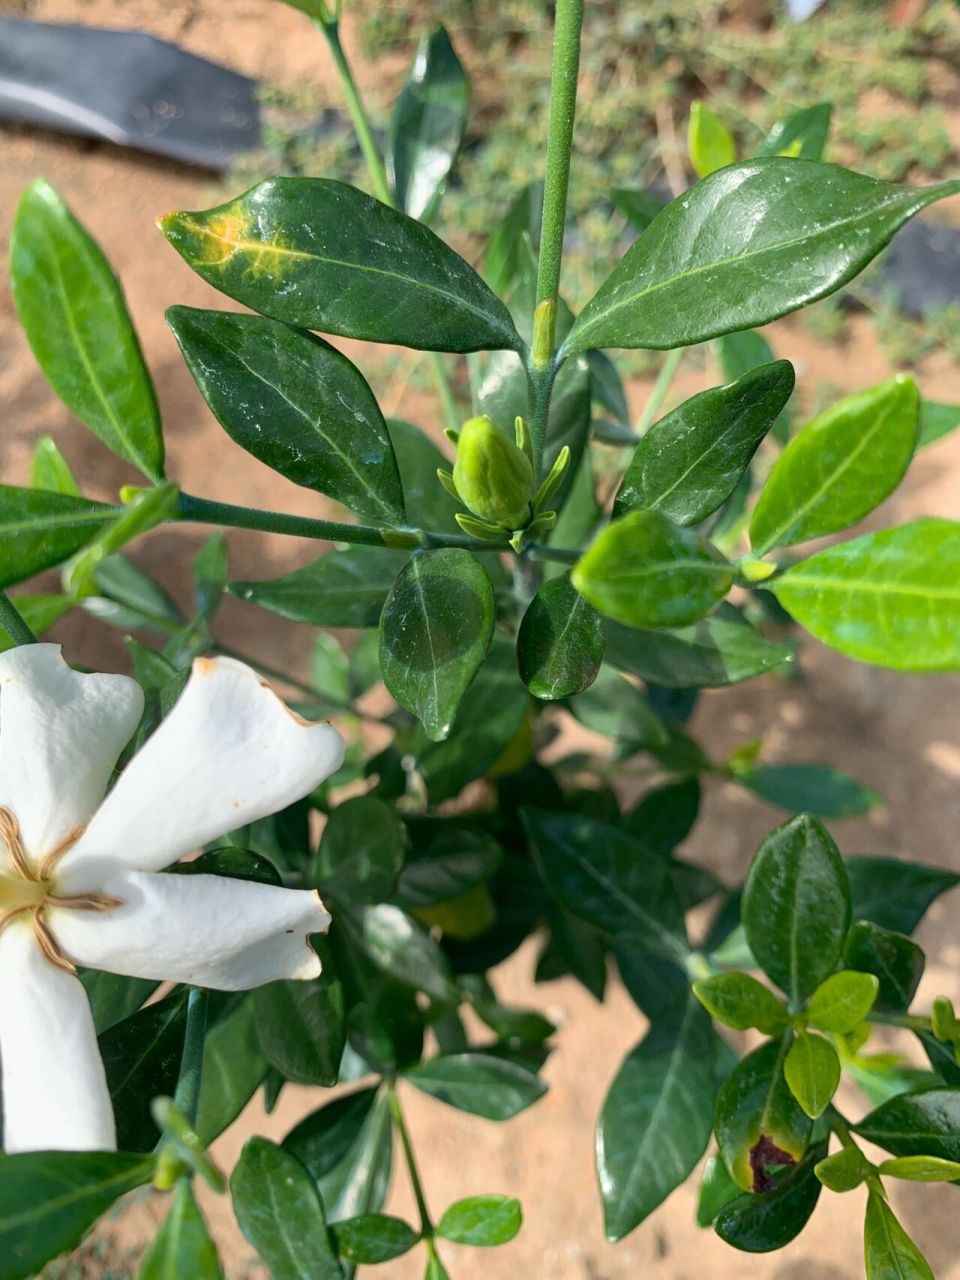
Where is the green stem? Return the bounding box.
[172,988,209,1129]
[527,363,559,482]
[868,1011,932,1033]
[388,1085,434,1240]
[316,17,461,436]
[0,591,37,646]
[636,347,684,435]
[531,0,584,372]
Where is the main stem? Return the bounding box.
[0,591,37,646]
[316,16,461,435]
[388,1085,434,1240]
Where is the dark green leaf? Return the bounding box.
[99,990,187,1151]
[380,549,495,741]
[742,814,851,1004]
[139,1180,223,1280]
[917,1032,960,1086]
[772,519,960,672]
[231,1138,342,1280]
[605,602,792,688]
[160,178,519,354]
[317,1093,393,1223]
[696,1154,742,1227]
[404,1053,546,1120]
[484,181,543,296]
[573,509,734,629]
[396,824,502,908]
[614,362,794,526]
[693,973,788,1035]
[11,180,163,480]
[168,307,403,523]
[524,809,688,962]
[231,547,408,628]
[387,420,461,534]
[919,399,960,448]
[715,1038,813,1192]
[436,1195,522,1246]
[174,847,282,887]
[846,857,960,935]
[0,1151,150,1280]
[567,665,667,746]
[754,103,832,161]
[284,1088,378,1182]
[196,996,269,1145]
[564,162,960,353]
[844,923,924,1015]
[89,554,183,634]
[714,1141,826,1253]
[624,777,700,854]
[254,962,345,1087]
[388,25,469,221]
[610,187,666,232]
[315,795,408,904]
[588,349,630,424]
[750,376,918,553]
[79,970,157,1035]
[193,533,229,620]
[517,573,606,699]
[597,996,716,1240]
[332,1214,419,1264]
[0,486,116,588]
[733,763,880,818]
[854,1089,960,1162]
[342,903,457,1004]
[864,1191,934,1280]
[784,1031,840,1118]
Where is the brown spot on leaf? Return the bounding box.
[749,1134,796,1192]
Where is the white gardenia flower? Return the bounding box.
[0,644,344,1156]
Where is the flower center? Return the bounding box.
[0,806,122,973]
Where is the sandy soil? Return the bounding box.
[2,2,960,1277]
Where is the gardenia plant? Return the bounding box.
[1,0,959,1277]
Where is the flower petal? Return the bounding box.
[61,655,344,887]
[0,922,116,1153]
[51,869,331,990]
[0,645,143,867]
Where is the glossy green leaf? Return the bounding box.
[404,1052,546,1120]
[771,518,960,671]
[138,1179,223,1280]
[784,1031,840,1119]
[693,973,789,1035]
[436,1195,522,1246]
[919,399,960,448]
[715,1037,813,1192]
[733,762,880,818]
[231,1138,341,1280]
[614,361,794,526]
[864,1191,934,1280]
[844,921,925,1015]
[231,547,408,628]
[160,178,519,354]
[564,163,960,354]
[567,665,667,746]
[917,1031,960,1087]
[80,970,157,1035]
[879,1155,960,1181]
[754,103,832,161]
[284,1088,377,1185]
[605,602,792,688]
[523,809,688,962]
[379,549,495,741]
[31,435,80,496]
[573,510,734,629]
[343,903,457,1003]
[315,795,408,904]
[696,1154,742,1227]
[168,307,403,523]
[597,996,716,1240]
[714,1141,826,1253]
[99,990,187,1151]
[387,419,461,533]
[742,814,851,1004]
[0,485,116,588]
[517,573,606,699]
[815,1145,872,1192]
[806,970,879,1033]
[750,376,918,553]
[397,823,502,908]
[854,1089,960,1162]
[845,856,960,935]
[332,1213,418,1264]
[624,777,700,855]
[388,25,469,221]
[318,1093,393,1224]
[688,101,737,178]
[195,996,269,1145]
[254,960,345,1086]
[0,1151,150,1280]
[11,180,163,480]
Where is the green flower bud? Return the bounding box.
[452,415,534,530]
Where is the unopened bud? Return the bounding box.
[452,415,534,530]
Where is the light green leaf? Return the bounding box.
[688,102,737,178]
[693,973,789,1035]
[31,436,80,496]
[784,1031,841,1119]
[815,1145,872,1192]
[771,518,960,672]
[331,1213,419,1264]
[564,162,960,354]
[138,1180,223,1280]
[806,971,879,1033]
[572,510,734,629]
[878,1155,960,1182]
[11,180,163,480]
[754,103,832,162]
[864,1191,934,1280]
[436,1195,522,1246]
[750,375,918,553]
